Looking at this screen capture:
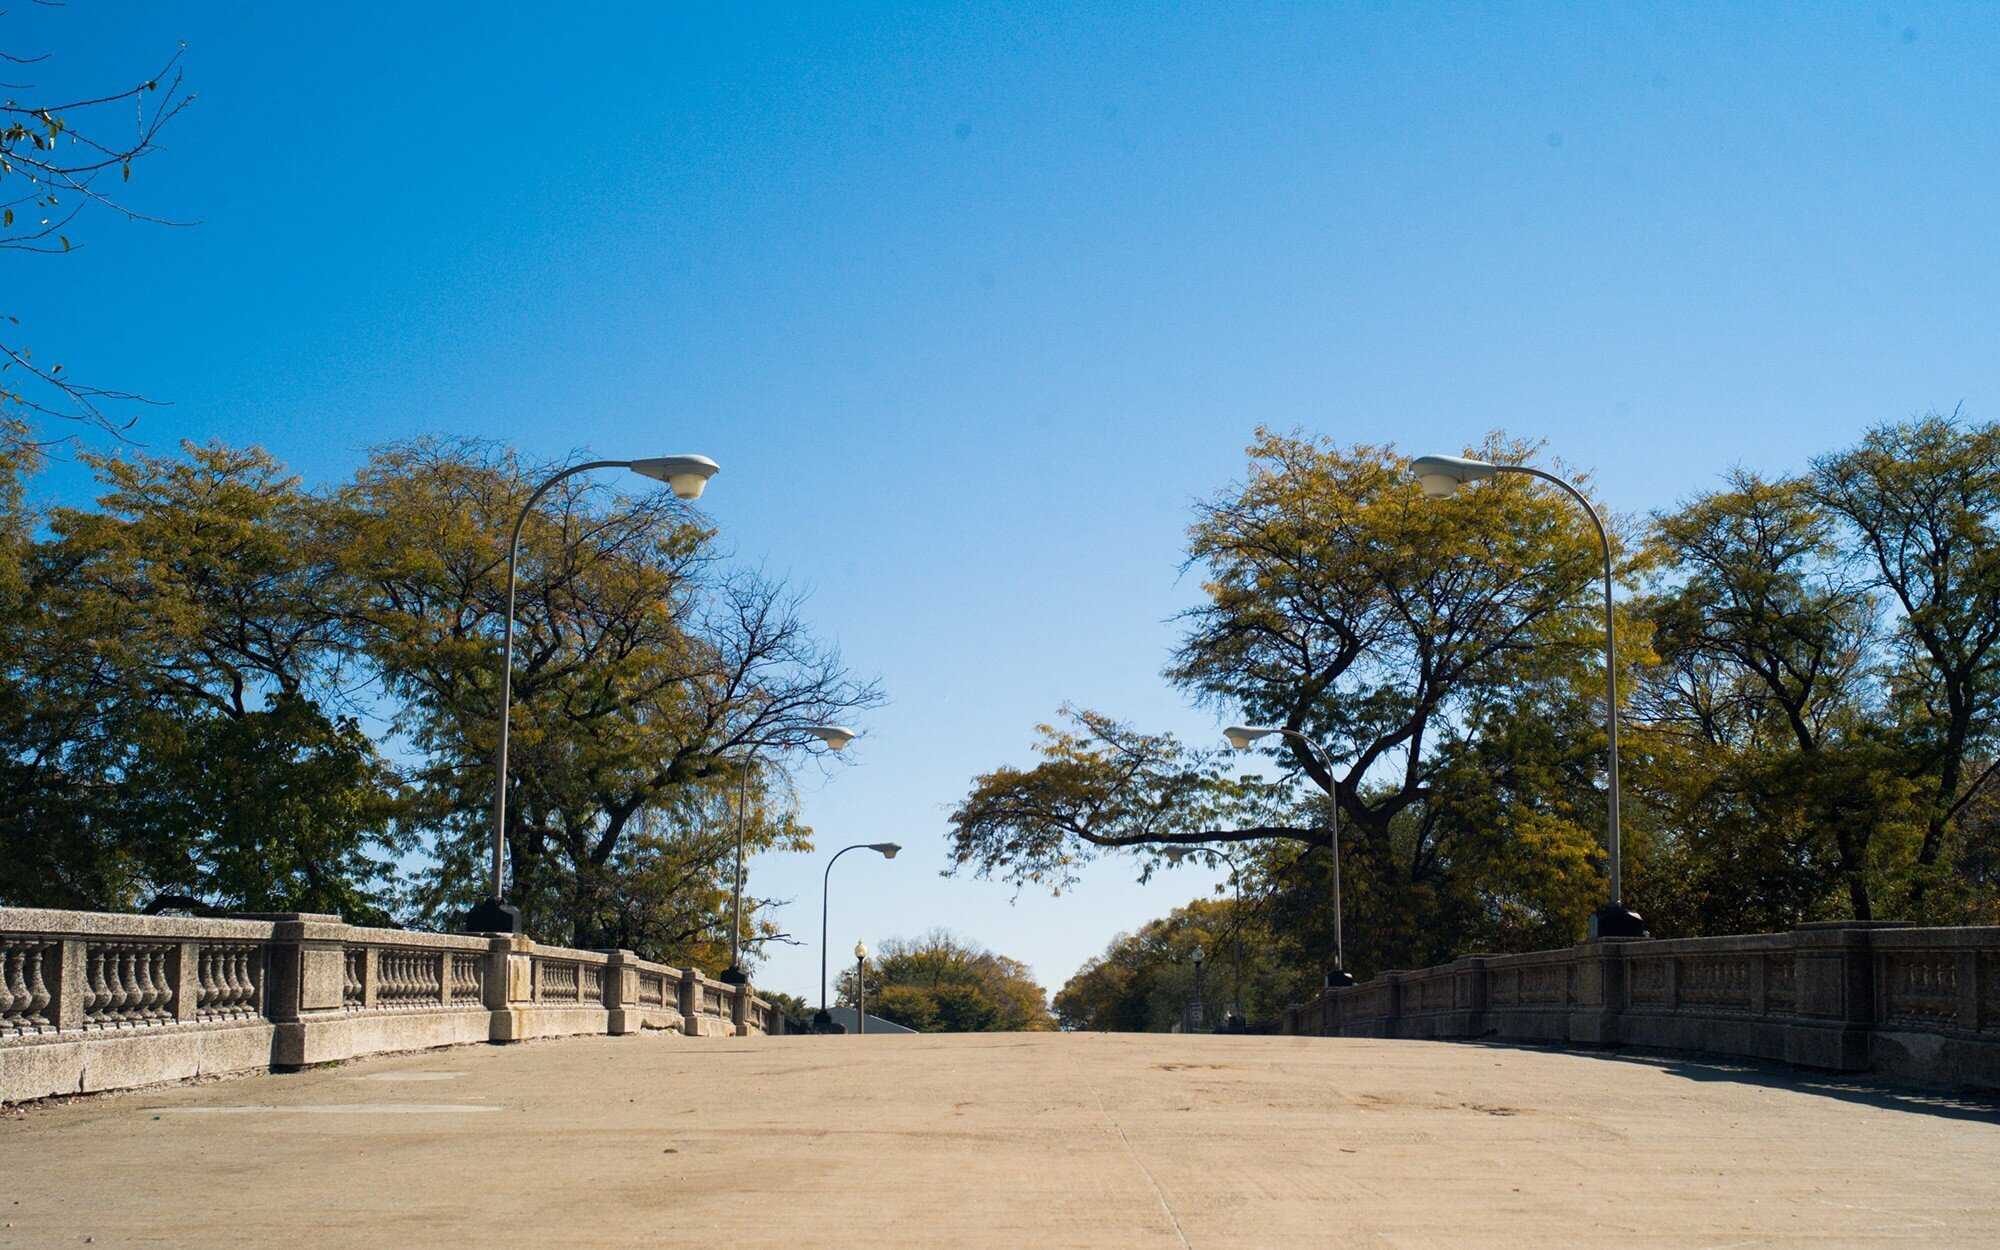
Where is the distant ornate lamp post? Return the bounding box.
[853,941,869,1036]
[1409,454,1646,939]
[719,726,860,986]
[468,454,721,936]
[1223,725,1355,987]
[815,842,900,1032]
[1189,945,1206,1032]
[1164,846,1248,1028]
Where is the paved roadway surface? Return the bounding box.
[3,1031,1997,1248]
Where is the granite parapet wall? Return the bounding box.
[0,906,778,1103]
[1282,922,2000,1089]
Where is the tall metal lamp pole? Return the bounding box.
[467,454,719,936]
[719,726,859,985]
[1410,454,1646,939]
[815,842,900,1032]
[853,941,868,1036]
[1223,725,1355,986]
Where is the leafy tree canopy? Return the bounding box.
[838,929,1055,1032]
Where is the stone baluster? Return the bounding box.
[1,949,20,1021]
[26,948,50,1024]
[108,949,131,1021]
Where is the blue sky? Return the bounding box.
[12,3,1998,1003]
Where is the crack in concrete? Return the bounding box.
[1067,1045,1194,1250]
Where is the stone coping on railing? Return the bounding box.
[1,906,782,1103]
[1281,922,2000,1091]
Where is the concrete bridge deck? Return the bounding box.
[3,1031,1995,1248]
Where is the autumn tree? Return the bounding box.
[1054,894,1306,1032]
[2,437,881,967]
[0,443,406,917]
[1809,413,2000,915]
[838,930,1055,1032]
[1632,470,1916,927]
[332,438,879,957]
[947,431,1626,976]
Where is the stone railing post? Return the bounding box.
[1453,956,1488,1038]
[1787,922,1891,1071]
[601,950,636,1036]
[1567,941,1630,1046]
[732,982,751,1037]
[1381,973,1404,1038]
[678,966,702,1036]
[1958,946,1982,1032]
[487,934,536,1043]
[171,941,200,1023]
[481,937,510,1011]
[261,914,349,1068]
[52,938,87,1031]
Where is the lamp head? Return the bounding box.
[1409,454,1497,500]
[806,725,859,751]
[869,842,901,860]
[1223,725,1277,751]
[1191,945,1205,965]
[629,454,721,500]
[853,940,868,962]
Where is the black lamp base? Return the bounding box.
[810,1009,845,1034]
[1590,902,1648,940]
[718,965,749,985]
[463,898,522,935]
[1325,968,1356,989]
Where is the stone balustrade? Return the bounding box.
[1282,921,2000,1089]
[0,906,781,1104]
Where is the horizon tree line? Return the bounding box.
[954,412,2000,1011]
[0,435,880,975]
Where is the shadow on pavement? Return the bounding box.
[1457,1039,2000,1125]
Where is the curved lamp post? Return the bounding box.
[468,454,721,935]
[1223,725,1355,986]
[1408,453,1646,939]
[720,725,860,985]
[816,842,900,1031]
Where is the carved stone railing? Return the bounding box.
[2,936,56,1033]
[1,907,787,1104]
[1282,922,2000,1089]
[196,944,263,1021]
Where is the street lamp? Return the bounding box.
[1408,453,1646,939]
[1163,845,1248,1028]
[467,454,721,935]
[816,842,900,1032]
[720,725,861,986]
[1189,945,1206,1032]
[1223,725,1355,986]
[853,941,869,1036]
